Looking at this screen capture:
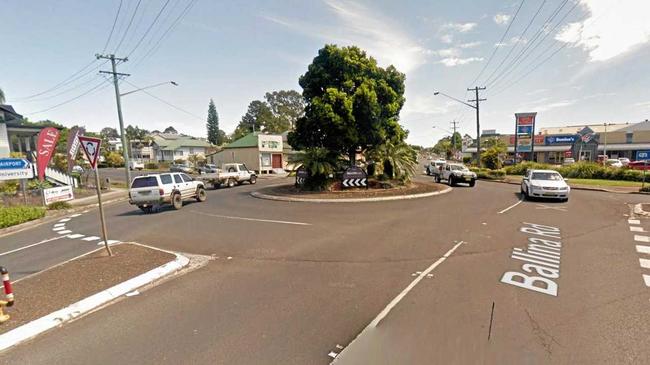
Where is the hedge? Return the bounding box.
[0,206,46,228]
[471,167,506,180]
[503,161,646,182]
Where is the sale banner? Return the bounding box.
[36,127,61,181]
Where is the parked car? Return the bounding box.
[426,159,446,176]
[618,157,631,166]
[606,159,623,168]
[129,160,144,171]
[128,173,207,213]
[198,164,218,174]
[71,165,84,173]
[521,169,570,202]
[562,158,575,165]
[196,163,257,188]
[170,163,194,174]
[436,163,477,187]
[629,161,650,170]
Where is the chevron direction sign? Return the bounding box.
[295,166,308,186]
[342,166,368,188]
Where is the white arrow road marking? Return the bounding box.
[636,245,650,255]
[0,236,65,257]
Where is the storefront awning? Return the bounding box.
[597,143,650,151]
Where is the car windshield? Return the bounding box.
[131,176,158,188]
[532,172,563,181]
[450,165,467,171]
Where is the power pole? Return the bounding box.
[467,87,486,168]
[96,53,131,185]
[450,119,459,156]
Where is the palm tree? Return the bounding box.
[0,87,5,104]
[367,141,418,181]
[290,148,340,190]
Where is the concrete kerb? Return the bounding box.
[0,242,196,353]
[250,186,453,203]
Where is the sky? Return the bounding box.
[2,0,650,147]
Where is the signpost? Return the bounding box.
[78,136,112,256]
[342,166,368,188]
[295,166,308,187]
[514,112,537,163]
[0,158,34,181]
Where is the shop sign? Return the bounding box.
[545,135,577,145]
[43,185,74,205]
[636,150,650,161]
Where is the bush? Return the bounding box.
[158,162,170,169]
[504,162,551,176]
[145,162,159,170]
[47,201,71,210]
[0,181,19,194]
[463,157,471,164]
[0,206,46,228]
[471,168,506,180]
[105,152,125,167]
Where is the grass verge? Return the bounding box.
[0,206,46,228]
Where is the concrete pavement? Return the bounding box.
[1,177,649,364]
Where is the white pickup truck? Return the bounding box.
[196,163,257,189]
[129,172,207,213]
[436,163,477,187]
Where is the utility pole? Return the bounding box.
[450,119,459,156]
[96,53,131,185]
[467,87,486,168]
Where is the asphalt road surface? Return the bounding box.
[2,176,649,364]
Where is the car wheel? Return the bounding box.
[250,176,257,184]
[227,178,236,188]
[469,179,475,187]
[523,186,529,200]
[434,175,440,183]
[426,169,431,176]
[196,187,207,202]
[172,193,183,210]
[448,176,454,186]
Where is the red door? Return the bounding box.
[271,154,282,169]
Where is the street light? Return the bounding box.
[434,89,485,167]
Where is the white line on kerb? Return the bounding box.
[636,245,650,255]
[498,197,524,214]
[368,241,465,328]
[634,235,650,243]
[640,258,650,269]
[189,210,311,226]
[630,226,645,232]
[0,236,64,257]
[629,219,641,225]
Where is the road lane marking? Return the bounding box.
[0,236,64,257]
[54,223,65,228]
[97,240,120,246]
[630,226,646,232]
[67,234,85,239]
[640,258,650,269]
[57,230,72,235]
[82,236,100,241]
[69,213,82,218]
[498,198,523,214]
[634,235,650,243]
[189,210,311,226]
[536,204,567,212]
[368,241,465,327]
[58,218,71,222]
[52,227,65,231]
[629,219,641,225]
[644,275,650,287]
[636,245,650,255]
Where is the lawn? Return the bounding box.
[505,175,644,188]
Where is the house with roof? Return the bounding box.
[150,133,212,162]
[208,132,285,173]
[0,104,45,159]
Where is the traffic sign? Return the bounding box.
[0,158,34,181]
[78,136,102,169]
[342,166,368,188]
[296,166,308,186]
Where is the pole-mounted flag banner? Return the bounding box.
[36,127,61,181]
[66,127,84,173]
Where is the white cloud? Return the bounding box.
[555,0,650,62]
[441,22,477,33]
[438,57,484,67]
[435,48,461,57]
[634,101,650,108]
[494,13,511,25]
[262,0,430,73]
[439,34,454,44]
[459,41,482,49]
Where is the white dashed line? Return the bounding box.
[67,234,85,239]
[630,226,646,232]
[644,275,650,287]
[69,214,82,218]
[636,245,650,255]
[82,236,100,241]
[57,230,72,235]
[629,219,641,225]
[634,235,650,243]
[640,258,650,269]
[97,240,120,246]
[52,227,65,231]
[54,223,65,228]
[58,218,71,222]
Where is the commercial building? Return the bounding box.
[465,120,650,163]
[208,132,285,174]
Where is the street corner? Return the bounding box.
[0,243,193,353]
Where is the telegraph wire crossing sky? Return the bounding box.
[2,0,649,146]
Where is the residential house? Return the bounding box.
[151,133,212,162]
[209,132,285,173]
[0,104,44,159]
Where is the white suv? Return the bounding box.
[129,172,207,213]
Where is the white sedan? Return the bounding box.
[521,169,570,202]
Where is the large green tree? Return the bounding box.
[100,127,119,140]
[264,90,305,132]
[288,44,407,165]
[231,100,274,140]
[206,99,221,145]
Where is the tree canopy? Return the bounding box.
[100,127,119,139]
[125,125,148,141]
[288,44,407,164]
[206,99,222,145]
[163,126,178,134]
[230,90,305,140]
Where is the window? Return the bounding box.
[160,174,173,185]
[189,147,195,154]
[626,132,633,144]
[131,177,158,188]
[175,150,184,156]
[181,174,193,182]
[174,175,183,184]
[532,172,562,181]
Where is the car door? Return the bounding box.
[180,173,195,197]
[172,173,185,196]
[237,164,250,180]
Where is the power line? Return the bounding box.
[102,0,124,53]
[468,0,526,87]
[11,59,101,101]
[17,75,104,103]
[482,0,547,86]
[126,0,172,58]
[114,0,143,53]
[25,79,112,115]
[124,80,203,120]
